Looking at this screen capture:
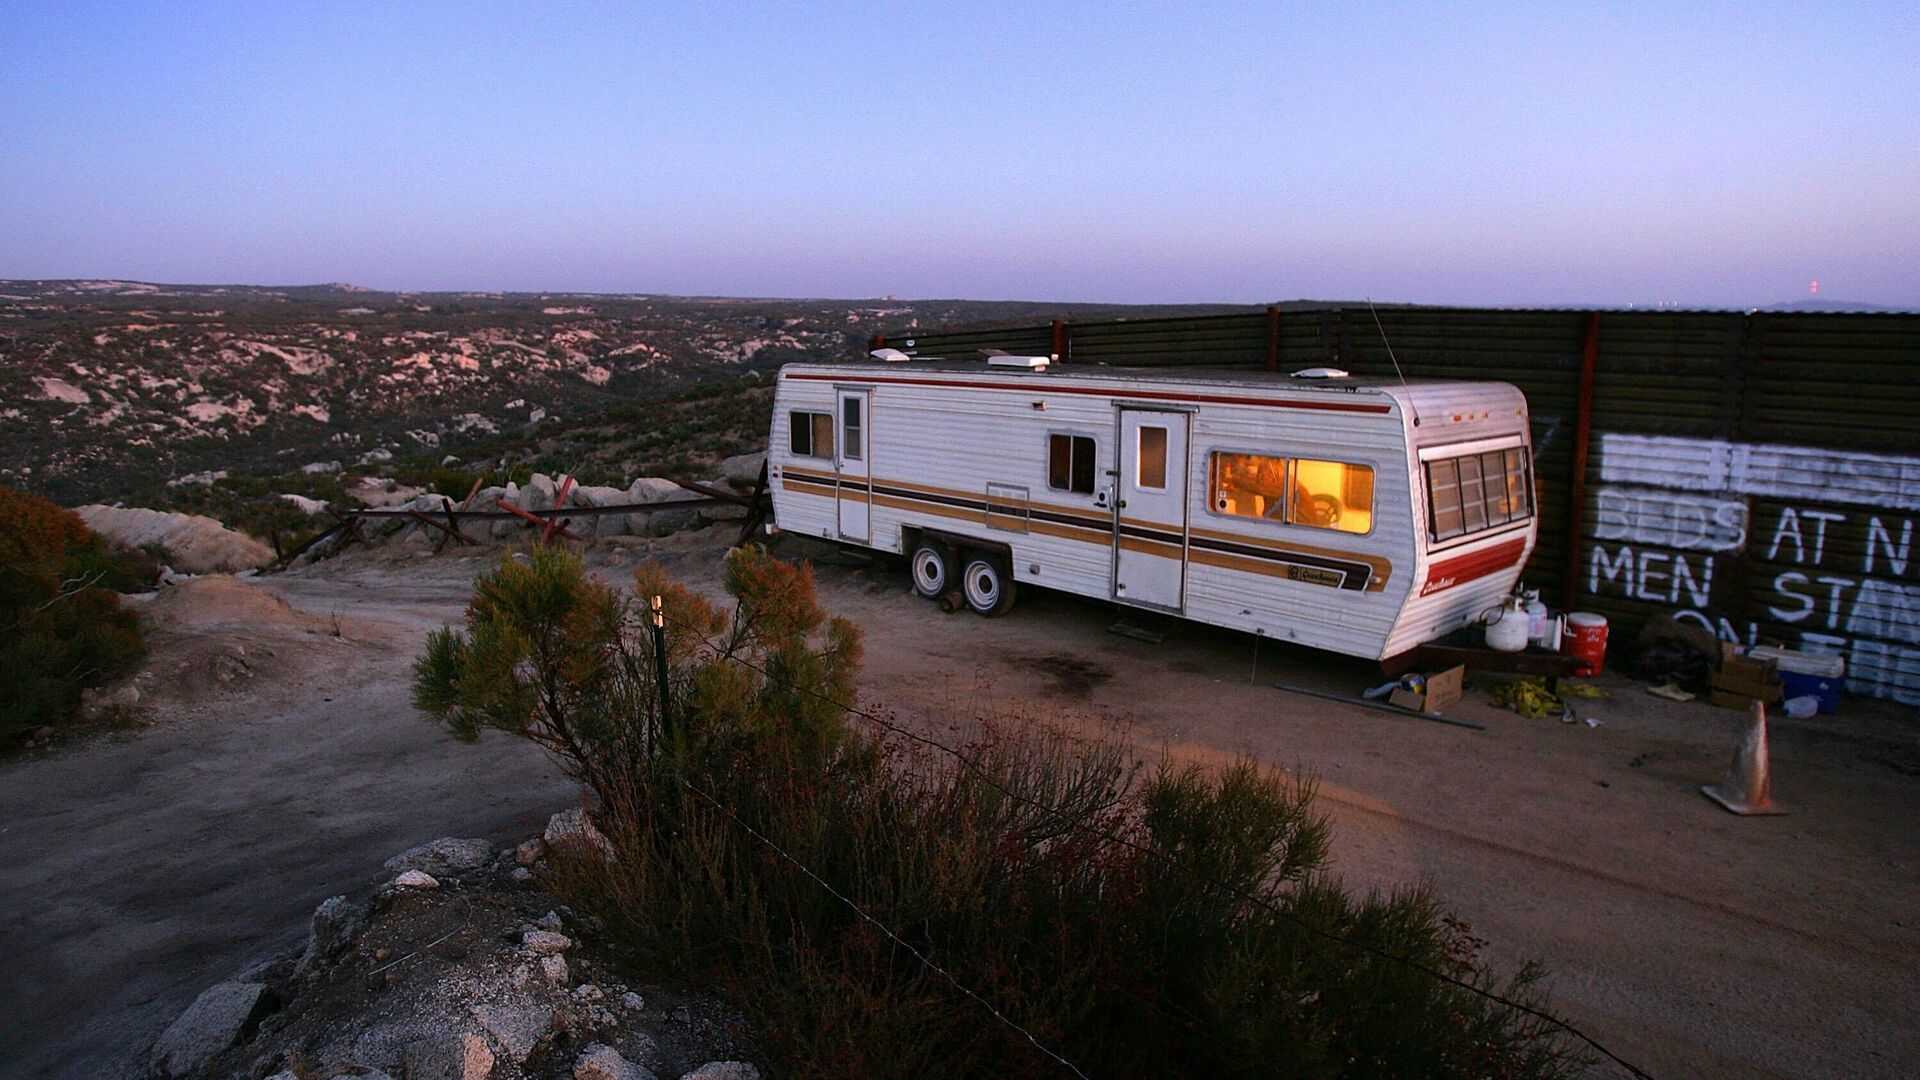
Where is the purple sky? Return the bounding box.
[3,2,1915,307]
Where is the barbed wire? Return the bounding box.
[651,603,1655,1080]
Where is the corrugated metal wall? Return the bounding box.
[874,306,1920,704]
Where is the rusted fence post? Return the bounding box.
[1265,305,1281,373]
[1050,318,1067,363]
[1561,311,1601,611]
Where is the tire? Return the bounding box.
[961,554,1017,616]
[910,540,953,599]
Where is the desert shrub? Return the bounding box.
[0,485,146,746]
[418,548,1579,1079]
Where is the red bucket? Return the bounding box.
[1565,612,1608,677]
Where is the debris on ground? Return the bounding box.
[1647,682,1695,703]
[1487,676,1568,720]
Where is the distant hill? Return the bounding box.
[1762,297,1907,313]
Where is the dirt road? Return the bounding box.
[2,532,1915,1078]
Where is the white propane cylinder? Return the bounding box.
[1524,591,1552,648]
[1485,596,1531,653]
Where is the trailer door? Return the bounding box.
[1112,409,1189,610]
[835,388,871,543]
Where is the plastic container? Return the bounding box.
[1485,597,1531,652]
[1748,646,1845,714]
[1565,612,1608,677]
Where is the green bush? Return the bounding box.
[417,547,1579,1079]
[0,485,146,747]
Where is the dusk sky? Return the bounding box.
[3,2,1915,307]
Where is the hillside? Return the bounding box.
[1,280,1250,505]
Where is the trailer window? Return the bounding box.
[841,398,862,462]
[1048,434,1096,494]
[1137,426,1168,490]
[1426,447,1532,542]
[788,411,834,459]
[1209,452,1291,520]
[1290,459,1374,534]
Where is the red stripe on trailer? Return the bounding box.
[1419,537,1528,596]
[785,372,1393,414]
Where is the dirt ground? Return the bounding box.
[2,529,1916,1079]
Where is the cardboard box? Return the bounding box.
[1711,688,1778,710]
[1711,669,1781,701]
[1390,665,1464,714]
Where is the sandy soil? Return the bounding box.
[2,530,1915,1079]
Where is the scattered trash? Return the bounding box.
[1559,682,1607,699]
[1584,716,1600,728]
[1488,676,1567,720]
[1781,694,1820,718]
[1646,682,1694,702]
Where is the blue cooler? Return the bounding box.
[1749,647,1845,714]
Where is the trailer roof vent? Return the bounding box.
[986,354,1051,371]
[869,347,912,362]
[1290,367,1350,379]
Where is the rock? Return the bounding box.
[473,1003,555,1064]
[718,452,766,488]
[327,1070,395,1080]
[295,895,367,979]
[575,1043,659,1080]
[394,869,439,889]
[149,981,273,1078]
[385,837,493,878]
[541,954,569,985]
[696,502,749,523]
[74,505,275,574]
[545,809,616,861]
[519,473,558,512]
[643,508,698,537]
[404,1032,497,1080]
[618,991,645,1012]
[572,983,605,1003]
[680,1063,759,1080]
[510,866,534,883]
[522,929,573,955]
[626,477,682,503]
[536,910,565,931]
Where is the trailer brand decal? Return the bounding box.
[782,467,1389,592]
[785,372,1393,414]
[1419,537,1528,596]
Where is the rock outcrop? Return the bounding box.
[166,833,754,1080]
[74,505,275,574]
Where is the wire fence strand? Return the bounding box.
[653,603,1655,1080]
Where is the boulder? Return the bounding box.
[522,929,573,955]
[680,1063,759,1080]
[541,954,569,985]
[718,452,766,488]
[472,1003,555,1064]
[545,808,616,861]
[393,870,439,889]
[74,505,274,574]
[150,981,273,1078]
[384,837,493,878]
[295,895,367,979]
[403,1032,497,1080]
[576,1043,659,1080]
[644,508,698,537]
[576,484,635,536]
[518,473,558,512]
[627,477,684,504]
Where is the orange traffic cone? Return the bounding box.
[1701,700,1786,815]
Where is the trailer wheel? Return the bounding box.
[961,555,1017,617]
[910,540,953,599]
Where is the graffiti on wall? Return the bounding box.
[1586,435,1920,705]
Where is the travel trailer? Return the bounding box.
[766,356,1538,662]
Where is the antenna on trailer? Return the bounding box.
[1367,299,1409,389]
[1368,299,1419,426]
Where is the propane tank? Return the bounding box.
[1484,595,1531,653]
[1523,589,1551,647]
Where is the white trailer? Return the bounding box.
[767,358,1538,663]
